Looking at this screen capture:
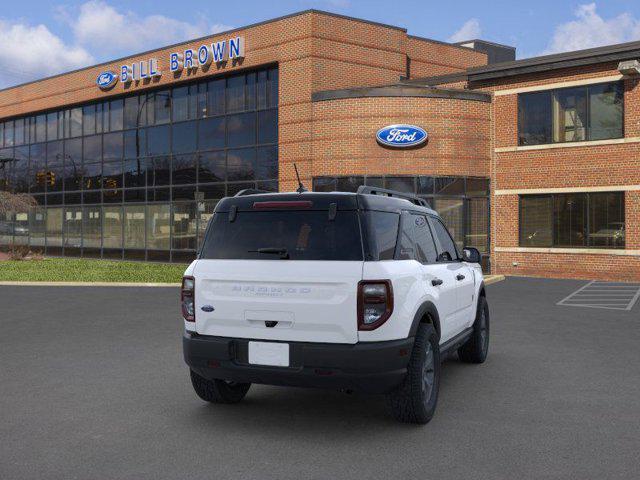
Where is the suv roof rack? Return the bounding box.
[356,186,431,208]
[234,188,271,197]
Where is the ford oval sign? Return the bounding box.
[96,71,118,90]
[376,124,428,148]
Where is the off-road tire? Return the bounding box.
[458,295,490,364]
[386,323,440,424]
[190,370,251,404]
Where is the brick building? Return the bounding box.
[0,9,638,281]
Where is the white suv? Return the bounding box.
[182,186,489,424]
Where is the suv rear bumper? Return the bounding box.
[183,332,414,394]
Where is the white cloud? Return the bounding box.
[0,20,93,88]
[67,1,232,57]
[448,18,481,43]
[542,3,640,54]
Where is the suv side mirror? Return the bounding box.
[462,247,481,264]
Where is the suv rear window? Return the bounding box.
[200,210,363,261]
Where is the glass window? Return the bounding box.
[45,207,63,247]
[172,154,197,185]
[29,207,46,247]
[268,68,279,108]
[226,75,245,113]
[124,96,139,129]
[69,108,83,137]
[124,205,146,249]
[313,177,337,192]
[83,161,101,191]
[201,210,363,261]
[417,176,434,195]
[519,82,623,145]
[63,139,82,192]
[519,193,624,248]
[154,91,171,124]
[147,204,171,250]
[198,117,225,150]
[207,79,225,116]
[466,198,489,253]
[227,148,255,181]
[429,217,459,261]
[553,87,587,143]
[336,176,364,192]
[198,151,225,183]
[172,86,190,122]
[83,134,102,163]
[256,146,278,180]
[83,206,101,248]
[197,200,217,249]
[434,177,464,196]
[103,132,123,160]
[257,109,277,144]
[36,115,47,143]
[172,202,196,250]
[589,83,623,141]
[196,83,207,118]
[433,198,464,250]
[227,112,256,147]
[83,106,96,136]
[28,143,46,193]
[124,158,145,188]
[257,70,268,110]
[518,91,552,145]
[363,211,399,261]
[554,193,587,247]
[95,103,104,134]
[588,192,625,248]
[109,99,124,131]
[172,121,197,154]
[102,160,122,190]
[46,141,64,193]
[146,156,170,186]
[385,177,414,193]
[64,207,83,248]
[5,121,15,147]
[103,206,123,248]
[466,178,490,197]
[147,125,170,156]
[14,118,26,145]
[246,72,256,110]
[124,129,145,158]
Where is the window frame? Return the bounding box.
[517,81,624,146]
[518,192,625,249]
[428,215,461,263]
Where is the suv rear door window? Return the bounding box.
[412,215,438,264]
[429,217,459,262]
[363,211,399,261]
[200,210,363,260]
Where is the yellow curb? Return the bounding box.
[484,275,506,286]
[0,281,181,287]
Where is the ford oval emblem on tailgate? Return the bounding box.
[201,305,215,312]
[376,124,428,148]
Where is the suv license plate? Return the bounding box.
[248,341,290,367]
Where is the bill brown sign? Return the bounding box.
[97,36,245,89]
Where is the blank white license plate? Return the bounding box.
[248,341,289,367]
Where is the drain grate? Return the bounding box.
[557,281,640,311]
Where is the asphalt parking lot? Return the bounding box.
[1,276,639,480]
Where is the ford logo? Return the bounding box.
[96,71,118,90]
[376,124,428,148]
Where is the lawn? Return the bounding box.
[0,258,187,283]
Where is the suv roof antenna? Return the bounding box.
[293,163,308,193]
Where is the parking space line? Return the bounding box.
[557,281,640,311]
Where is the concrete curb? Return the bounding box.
[0,281,181,287]
[484,275,506,285]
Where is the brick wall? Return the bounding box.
[480,63,640,281]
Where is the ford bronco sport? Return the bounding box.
[182,186,489,424]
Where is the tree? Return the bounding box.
[0,191,37,216]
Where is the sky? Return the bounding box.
[1,0,640,88]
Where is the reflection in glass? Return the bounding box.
[46,207,63,247]
[124,205,145,249]
[83,206,101,248]
[172,202,196,250]
[103,206,122,248]
[147,204,170,250]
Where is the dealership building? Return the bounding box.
[0,10,639,280]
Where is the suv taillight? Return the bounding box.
[357,280,393,330]
[181,276,195,322]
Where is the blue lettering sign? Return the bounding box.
[376,125,428,148]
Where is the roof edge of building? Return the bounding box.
[406,34,480,53]
[311,84,491,103]
[467,40,640,81]
[0,9,408,95]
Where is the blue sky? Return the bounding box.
[1,0,640,88]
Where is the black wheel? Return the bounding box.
[190,370,251,404]
[458,295,490,364]
[386,323,441,424]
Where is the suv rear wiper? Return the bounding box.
[248,247,290,259]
